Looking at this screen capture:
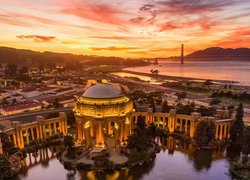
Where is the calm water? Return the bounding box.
[124,60,250,85]
[13,138,238,180]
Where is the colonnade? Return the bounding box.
[215,121,231,140]
[76,117,131,148]
[3,112,68,149]
[132,110,233,140]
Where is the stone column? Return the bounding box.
[78,121,82,142]
[224,125,228,140]
[49,124,52,136]
[31,128,34,140]
[119,121,124,144]
[185,120,188,134]
[227,125,231,139]
[13,133,17,147]
[36,127,39,139]
[26,129,29,145]
[16,131,21,148]
[54,123,57,135]
[169,109,176,133]
[220,125,223,140]
[60,112,67,135]
[124,118,130,142]
[36,116,44,140]
[20,130,24,148]
[95,121,104,148]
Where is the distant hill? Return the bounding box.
[186,47,250,59]
[0,46,148,67]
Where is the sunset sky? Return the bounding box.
[0,0,250,57]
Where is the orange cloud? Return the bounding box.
[62,41,81,45]
[90,46,138,51]
[60,1,125,25]
[214,28,250,47]
[16,35,56,42]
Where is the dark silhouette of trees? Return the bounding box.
[242,126,250,158]
[195,120,215,147]
[230,103,245,141]
[5,64,18,76]
[67,111,76,128]
[161,100,170,113]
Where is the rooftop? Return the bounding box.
[82,84,124,99]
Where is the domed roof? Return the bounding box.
[82,84,124,99]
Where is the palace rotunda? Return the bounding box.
[74,83,134,150]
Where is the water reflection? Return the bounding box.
[12,137,237,180]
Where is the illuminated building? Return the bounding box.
[74,83,134,149]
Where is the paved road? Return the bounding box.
[0,107,72,123]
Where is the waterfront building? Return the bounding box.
[74,83,134,149]
[1,112,67,149]
[1,81,234,150]
[74,81,234,151]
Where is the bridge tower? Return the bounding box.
[181,44,184,64]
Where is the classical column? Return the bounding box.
[43,125,47,139]
[12,133,17,147]
[219,125,223,140]
[36,127,40,139]
[60,112,68,135]
[190,121,194,138]
[31,128,34,140]
[227,125,231,139]
[224,125,228,140]
[90,121,94,138]
[16,131,21,148]
[53,123,57,135]
[20,130,24,148]
[169,109,176,133]
[119,121,124,144]
[185,120,188,134]
[124,118,130,141]
[78,121,82,142]
[49,124,52,136]
[95,121,104,148]
[26,129,29,145]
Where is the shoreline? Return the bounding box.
[119,70,239,84]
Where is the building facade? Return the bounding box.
[74,83,134,149]
[1,112,67,149]
[74,82,234,150]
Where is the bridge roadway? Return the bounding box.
[0,107,72,123]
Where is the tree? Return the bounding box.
[67,111,76,128]
[230,103,245,141]
[64,135,74,149]
[19,66,28,74]
[195,120,215,147]
[204,80,213,87]
[210,98,221,106]
[63,135,76,159]
[176,92,187,103]
[161,100,170,113]
[5,64,18,76]
[148,96,156,113]
[242,126,250,157]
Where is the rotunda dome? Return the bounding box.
[82,84,124,99]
